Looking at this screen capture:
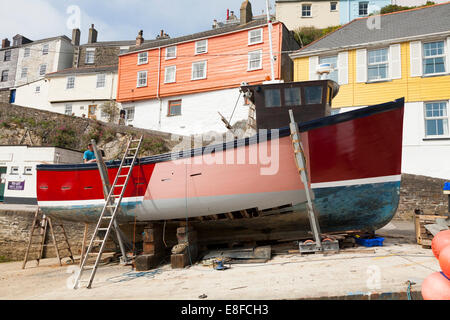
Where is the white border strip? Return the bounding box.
[311,175,401,189]
[38,196,144,207]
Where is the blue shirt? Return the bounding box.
[83,150,96,161]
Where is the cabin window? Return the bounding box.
[425,102,448,137]
[164,66,176,83]
[11,166,19,175]
[166,46,177,59]
[168,100,182,116]
[265,89,281,108]
[368,48,389,81]
[138,52,148,65]
[24,167,33,175]
[423,41,446,75]
[304,86,323,105]
[284,87,301,106]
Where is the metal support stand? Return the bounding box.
[289,110,339,254]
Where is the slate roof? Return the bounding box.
[125,18,269,54]
[46,65,117,78]
[291,2,450,57]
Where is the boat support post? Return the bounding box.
[91,139,130,265]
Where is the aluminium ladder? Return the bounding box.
[74,136,143,289]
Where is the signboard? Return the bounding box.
[8,181,25,191]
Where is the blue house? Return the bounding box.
[340,0,391,24]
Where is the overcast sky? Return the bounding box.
[1,0,276,43]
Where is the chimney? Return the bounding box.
[88,24,98,44]
[240,0,253,25]
[72,28,80,46]
[136,30,144,46]
[2,38,10,49]
[227,9,230,20]
[212,19,218,29]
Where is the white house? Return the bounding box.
[13,36,74,111]
[46,66,120,121]
[0,146,83,205]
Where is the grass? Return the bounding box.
[0,256,10,263]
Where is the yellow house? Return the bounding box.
[290,3,450,179]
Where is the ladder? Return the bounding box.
[288,110,339,254]
[22,209,74,269]
[74,136,143,289]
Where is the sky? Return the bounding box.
[1,0,276,43]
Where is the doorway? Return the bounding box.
[0,167,6,202]
[88,105,97,120]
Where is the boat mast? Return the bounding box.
[266,0,276,81]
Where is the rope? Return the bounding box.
[228,91,242,127]
[185,162,193,266]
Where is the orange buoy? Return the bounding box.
[439,245,450,278]
[431,230,450,259]
[421,272,450,300]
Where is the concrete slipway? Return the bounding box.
[0,221,439,300]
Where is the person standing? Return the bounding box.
[83,143,97,164]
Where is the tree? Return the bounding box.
[100,100,120,123]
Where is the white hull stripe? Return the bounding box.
[38,196,144,207]
[311,175,402,189]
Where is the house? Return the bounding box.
[275,0,341,30]
[46,25,157,121]
[289,3,450,179]
[117,0,300,136]
[0,145,82,205]
[0,35,32,104]
[339,0,391,24]
[13,35,74,111]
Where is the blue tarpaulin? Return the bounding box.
[444,182,450,191]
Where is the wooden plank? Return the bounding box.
[240,210,251,219]
[225,213,235,220]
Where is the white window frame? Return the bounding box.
[164,66,176,83]
[85,48,96,64]
[66,76,75,89]
[24,47,31,58]
[137,71,148,87]
[125,107,135,122]
[23,166,33,175]
[96,73,106,88]
[38,64,47,76]
[248,50,263,71]
[359,2,369,16]
[42,44,49,55]
[330,2,338,11]
[65,104,73,116]
[165,46,177,60]
[248,28,263,45]
[424,101,449,138]
[191,61,207,80]
[195,40,208,55]
[367,48,389,82]
[422,41,447,76]
[20,67,28,79]
[302,4,312,17]
[10,166,19,175]
[138,52,148,65]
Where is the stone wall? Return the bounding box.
[77,46,120,68]
[0,89,10,104]
[396,174,449,220]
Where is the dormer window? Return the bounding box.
[85,48,95,64]
[195,40,208,55]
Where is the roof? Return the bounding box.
[79,39,158,48]
[46,65,118,78]
[125,18,270,54]
[290,2,450,57]
[20,35,72,47]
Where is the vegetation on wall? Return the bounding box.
[100,100,120,123]
[293,26,341,48]
[377,2,435,14]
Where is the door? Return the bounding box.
[9,89,16,104]
[88,105,97,120]
[0,167,6,202]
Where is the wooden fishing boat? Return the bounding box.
[36,80,404,235]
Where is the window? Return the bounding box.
[96,74,106,88]
[166,46,177,59]
[42,44,49,55]
[265,89,281,108]
[1,70,8,82]
[125,107,135,121]
[304,86,323,105]
[66,76,75,89]
[85,48,95,64]
[192,61,207,80]
[35,86,41,93]
[4,50,11,61]
[138,52,148,65]
[65,104,73,115]
[423,41,446,75]
[24,47,31,58]
[302,4,311,17]
[367,48,389,81]
[359,2,368,16]
[319,56,338,82]
[195,40,208,54]
[285,87,302,106]
[164,66,176,83]
[11,167,19,175]
[24,167,33,175]
[137,71,148,87]
[20,68,28,79]
[248,50,262,71]
[168,100,182,116]
[119,47,129,54]
[39,64,47,76]
[249,29,263,45]
[330,2,337,11]
[425,102,448,137]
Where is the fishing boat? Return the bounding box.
[36,80,404,236]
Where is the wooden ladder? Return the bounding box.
[22,208,75,269]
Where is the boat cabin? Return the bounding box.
[241,80,339,130]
